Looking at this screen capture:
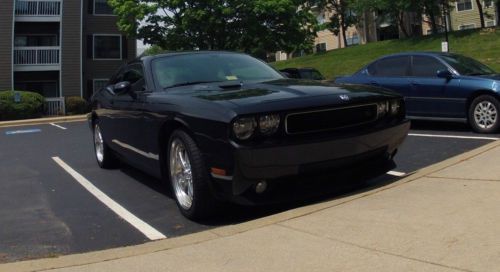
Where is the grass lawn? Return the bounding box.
[272,27,500,80]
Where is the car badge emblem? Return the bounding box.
[339,94,350,101]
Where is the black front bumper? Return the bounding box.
[213,120,410,197]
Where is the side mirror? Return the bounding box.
[437,70,453,79]
[113,81,131,95]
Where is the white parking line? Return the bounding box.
[52,157,167,240]
[50,123,67,130]
[387,171,406,177]
[408,133,499,141]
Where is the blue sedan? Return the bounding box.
[335,52,500,133]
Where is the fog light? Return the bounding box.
[255,180,268,194]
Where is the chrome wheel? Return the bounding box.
[170,139,194,210]
[474,101,498,130]
[94,125,104,163]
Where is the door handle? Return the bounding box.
[370,81,380,86]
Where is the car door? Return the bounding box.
[367,56,412,101]
[408,55,463,118]
[107,64,149,168]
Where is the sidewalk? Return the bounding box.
[3,140,500,272]
[0,115,87,128]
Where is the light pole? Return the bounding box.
[442,0,449,52]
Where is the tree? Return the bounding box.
[107,0,317,57]
[309,0,359,48]
[475,0,486,28]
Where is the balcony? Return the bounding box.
[14,46,60,71]
[15,0,61,22]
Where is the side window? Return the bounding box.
[123,64,144,85]
[373,56,410,77]
[110,67,126,84]
[412,56,448,77]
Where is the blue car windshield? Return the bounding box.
[441,55,496,76]
[152,53,283,89]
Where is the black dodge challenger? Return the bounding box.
[88,51,410,220]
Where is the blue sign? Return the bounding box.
[5,129,41,135]
[14,92,21,103]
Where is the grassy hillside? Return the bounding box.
[272,27,500,79]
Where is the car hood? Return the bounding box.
[474,74,500,80]
[168,79,399,114]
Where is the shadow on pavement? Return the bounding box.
[117,163,401,227]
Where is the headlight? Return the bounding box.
[233,117,257,140]
[390,100,401,115]
[259,114,280,135]
[377,101,389,117]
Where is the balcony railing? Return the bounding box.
[15,0,61,17]
[14,47,60,70]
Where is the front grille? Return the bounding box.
[285,104,378,134]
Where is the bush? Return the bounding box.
[65,96,89,115]
[0,90,44,121]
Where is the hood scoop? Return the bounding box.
[219,81,243,90]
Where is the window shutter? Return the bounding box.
[121,36,128,59]
[87,35,93,59]
[88,0,94,14]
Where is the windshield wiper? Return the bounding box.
[163,80,223,90]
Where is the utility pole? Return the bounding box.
[442,0,449,52]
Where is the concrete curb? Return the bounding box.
[2,139,500,272]
[0,115,87,128]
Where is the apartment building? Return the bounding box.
[450,0,497,30]
[0,0,136,100]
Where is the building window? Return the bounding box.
[484,0,493,8]
[459,23,476,30]
[94,0,114,15]
[14,35,58,47]
[456,0,473,11]
[315,43,327,53]
[93,35,122,60]
[346,34,360,46]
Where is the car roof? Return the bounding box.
[379,51,462,59]
[135,50,249,63]
[280,67,319,71]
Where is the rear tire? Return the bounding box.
[93,122,119,169]
[468,95,500,133]
[168,129,218,220]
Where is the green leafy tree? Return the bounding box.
[351,0,420,38]
[107,0,317,57]
[310,0,359,48]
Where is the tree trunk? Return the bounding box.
[424,3,438,34]
[340,15,348,47]
[398,11,410,38]
[476,0,485,28]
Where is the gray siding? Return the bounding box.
[60,0,82,97]
[0,0,14,90]
[82,0,136,99]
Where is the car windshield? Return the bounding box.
[440,54,496,76]
[152,53,284,89]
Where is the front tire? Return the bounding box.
[168,129,217,220]
[469,95,500,133]
[93,122,119,168]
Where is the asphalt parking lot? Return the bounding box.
[0,120,498,263]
